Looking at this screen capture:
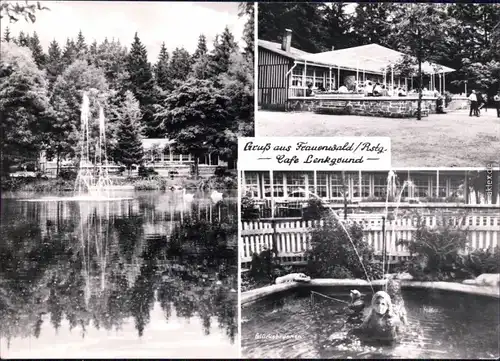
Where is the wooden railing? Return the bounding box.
[240,214,500,266]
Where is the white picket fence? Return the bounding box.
[240,214,500,266]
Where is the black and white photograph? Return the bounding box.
[0,1,254,358]
[240,167,500,359]
[256,3,500,167]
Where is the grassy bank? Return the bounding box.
[1,173,237,193]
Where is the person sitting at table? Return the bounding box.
[338,84,349,93]
[364,81,374,96]
[380,84,389,96]
[305,82,315,97]
[373,82,382,96]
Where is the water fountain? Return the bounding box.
[297,188,375,293]
[22,92,133,202]
[74,92,133,199]
[383,173,415,278]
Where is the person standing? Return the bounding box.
[476,91,484,116]
[494,92,500,118]
[469,90,478,117]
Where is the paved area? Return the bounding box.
[256,108,500,168]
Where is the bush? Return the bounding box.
[463,246,500,277]
[249,248,280,284]
[241,195,260,221]
[397,212,470,281]
[305,215,383,281]
[138,166,158,178]
[58,168,77,180]
[302,198,328,221]
[214,166,229,177]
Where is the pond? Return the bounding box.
[0,190,238,358]
[242,286,499,359]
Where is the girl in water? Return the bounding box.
[355,291,402,343]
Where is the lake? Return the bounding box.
[0,190,238,358]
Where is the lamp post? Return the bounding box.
[464,80,468,96]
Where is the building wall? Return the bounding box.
[258,47,292,110]
[287,96,438,116]
[241,170,500,205]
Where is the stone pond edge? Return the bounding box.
[241,278,500,306]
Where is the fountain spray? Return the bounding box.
[298,188,375,293]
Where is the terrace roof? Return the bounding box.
[302,44,455,75]
[259,39,455,75]
[141,138,175,150]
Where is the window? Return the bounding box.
[347,172,360,198]
[361,173,371,197]
[244,172,260,198]
[317,172,328,198]
[330,172,343,198]
[273,172,285,197]
[412,175,430,198]
[398,174,409,198]
[291,66,304,87]
[373,173,387,198]
[286,171,307,198]
[438,177,447,197]
[449,175,464,198]
[314,69,326,89]
[262,172,271,198]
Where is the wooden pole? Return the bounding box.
[329,67,332,91]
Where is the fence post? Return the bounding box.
[272,218,278,266]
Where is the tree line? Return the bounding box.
[259,3,500,97]
[0,2,254,177]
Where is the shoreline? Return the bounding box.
[241,278,500,306]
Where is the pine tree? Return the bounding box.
[168,47,191,83]
[208,27,239,77]
[17,31,29,47]
[350,3,395,47]
[114,90,144,174]
[126,32,158,137]
[28,31,46,68]
[238,3,254,61]
[154,42,171,91]
[192,34,208,62]
[62,38,77,68]
[88,40,98,65]
[75,30,87,60]
[3,27,12,42]
[46,39,63,88]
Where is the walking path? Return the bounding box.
[256,108,500,167]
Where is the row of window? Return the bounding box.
[243,171,465,199]
[290,66,398,90]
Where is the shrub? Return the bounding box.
[397,212,470,281]
[249,248,280,284]
[241,195,260,221]
[138,166,158,178]
[302,198,328,221]
[305,215,383,281]
[463,246,500,276]
[59,169,77,180]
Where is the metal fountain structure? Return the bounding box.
[74,92,114,198]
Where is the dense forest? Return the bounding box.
[0,2,254,177]
[259,3,500,96]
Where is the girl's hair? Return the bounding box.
[361,291,396,326]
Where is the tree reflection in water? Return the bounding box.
[0,194,237,350]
